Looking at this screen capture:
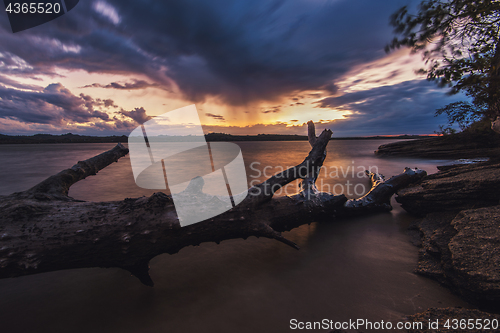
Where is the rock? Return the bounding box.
[397,161,500,308]
[396,162,500,216]
[410,212,457,283]
[411,208,500,307]
[449,207,500,305]
[436,158,489,172]
[378,135,500,317]
[406,307,500,333]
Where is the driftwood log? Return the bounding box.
[0,122,426,286]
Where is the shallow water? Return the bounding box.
[0,140,470,333]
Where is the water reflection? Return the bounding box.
[0,140,470,333]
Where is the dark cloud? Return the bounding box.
[82,79,160,90]
[317,80,434,109]
[262,106,281,114]
[317,80,468,136]
[93,117,136,131]
[197,79,468,136]
[205,113,226,121]
[0,0,456,137]
[103,98,117,108]
[321,82,339,95]
[0,0,410,106]
[119,107,152,124]
[0,79,465,136]
[0,82,112,125]
[307,93,322,98]
[0,74,43,91]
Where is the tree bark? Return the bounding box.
[0,122,426,286]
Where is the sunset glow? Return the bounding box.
[0,0,469,136]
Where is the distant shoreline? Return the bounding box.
[375,131,500,159]
[0,133,430,144]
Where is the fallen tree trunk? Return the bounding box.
[0,122,426,286]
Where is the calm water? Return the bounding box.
[0,141,470,333]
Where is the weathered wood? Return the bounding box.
[344,168,427,214]
[0,122,425,286]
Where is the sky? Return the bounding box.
[0,0,469,137]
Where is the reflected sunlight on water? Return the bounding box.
[0,140,470,333]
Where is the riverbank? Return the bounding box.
[389,156,500,330]
[374,132,500,329]
[375,131,500,159]
[396,159,500,309]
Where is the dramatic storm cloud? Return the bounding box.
[0,0,409,105]
[82,80,161,90]
[316,80,466,136]
[0,81,153,134]
[0,83,110,124]
[119,107,152,124]
[0,0,463,135]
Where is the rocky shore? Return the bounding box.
[374,135,500,331]
[375,132,500,159]
[395,159,500,311]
